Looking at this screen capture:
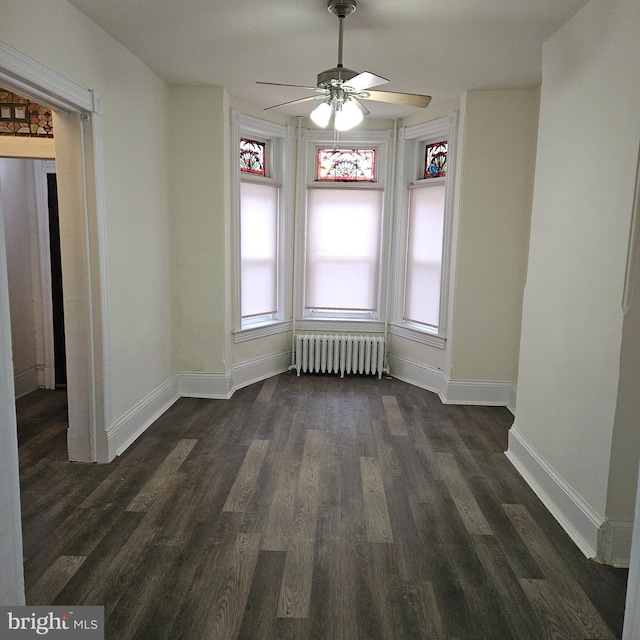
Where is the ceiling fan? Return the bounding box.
[257,0,432,131]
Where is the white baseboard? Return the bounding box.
[37,365,51,390]
[14,366,41,399]
[178,371,232,399]
[105,375,180,461]
[231,351,292,391]
[505,425,603,560]
[178,350,292,398]
[101,353,291,461]
[386,354,516,414]
[386,354,448,397]
[444,378,517,415]
[599,519,633,568]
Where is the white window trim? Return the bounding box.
[389,112,458,348]
[295,128,393,324]
[231,109,295,341]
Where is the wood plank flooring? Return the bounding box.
[17,374,628,639]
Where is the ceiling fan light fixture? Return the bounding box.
[258,0,431,121]
[310,100,333,128]
[334,98,363,131]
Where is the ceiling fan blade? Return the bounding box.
[263,94,326,111]
[352,97,370,116]
[257,81,321,92]
[363,90,432,108]
[343,71,389,92]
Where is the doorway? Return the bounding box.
[46,171,66,389]
[0,158,65,396]
[0,89,107,463]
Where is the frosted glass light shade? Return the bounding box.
[310,101,332,128]
[334,99,363,131]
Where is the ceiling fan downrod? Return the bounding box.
[318,0,359,88]
[329,0,356,67]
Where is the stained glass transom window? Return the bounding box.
[424,141,447,179]
[317,149,376,182]
[240,138,266,176]
[0,89,54,138]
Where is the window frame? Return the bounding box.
[231,109,295,341]
[389,113,458,348]
[295,128,392,332]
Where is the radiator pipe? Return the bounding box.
[382,118,400,377]
[289,116,304,371]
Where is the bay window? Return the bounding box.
[231,112,456,344]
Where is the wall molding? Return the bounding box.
[13,366,41,399]
[104,375,179,461]
[505,425,604,560]
[387,353,516,413]
[178,371,232,400]
[444,378,517,415]
[231,350,292,391]
[387,353,448,398]
[0,41,93,113]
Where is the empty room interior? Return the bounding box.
[1,0,639,638]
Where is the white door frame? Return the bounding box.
[33,159,57,390]
[0,40,111,462]
[0,158,26,605]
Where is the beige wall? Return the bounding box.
[450,88,538,384]
[515,0,640,520]
[170,86,228,373]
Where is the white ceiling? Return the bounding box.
[66,0,588,120]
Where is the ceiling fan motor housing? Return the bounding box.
[327,0,356,18]
[317,66,359,89]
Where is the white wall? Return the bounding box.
[0,158,43,397]
[0,0,175,429]
[0,176,25,605]
[513,0,640,538]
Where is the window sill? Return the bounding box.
[410,176,446,188]
[389,322,446,349]
[233,320,292,343]
[295,318,386,334]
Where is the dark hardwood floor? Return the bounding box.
[17,374,628,639]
